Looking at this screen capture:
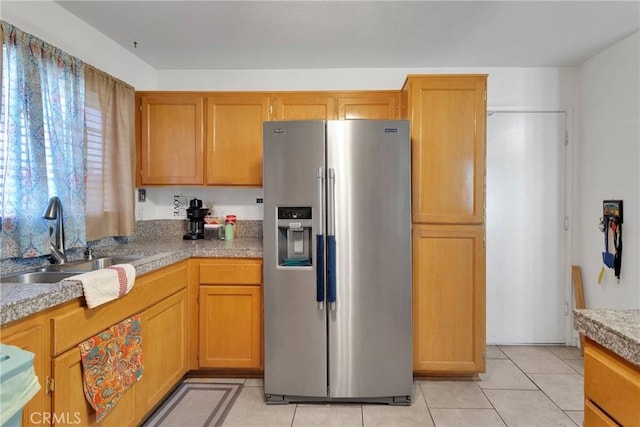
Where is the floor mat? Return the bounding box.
[142,381,243,427]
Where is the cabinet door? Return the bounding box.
[407,76,486,224]
[52,346,136,426]
[337,93,399,119]
[139,95,205,185]
[412,224,485,374]
[206,94,269,186]
[274,94,336,120]
[199,285,262,369]
[2,315,51,426]
[136,289,188,418]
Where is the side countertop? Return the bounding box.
[573,308,640,367]
[0,238,263,326]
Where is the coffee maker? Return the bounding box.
[183,198,210,240]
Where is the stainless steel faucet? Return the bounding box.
[43,196,67,264]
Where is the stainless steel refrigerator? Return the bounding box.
[263,120,412,405]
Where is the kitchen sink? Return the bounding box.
[36,255,144,272]
[1,271,82,284]
[1,255,145,284]
[56,255,144,272]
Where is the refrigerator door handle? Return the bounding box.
[327,235,336,310]
[327,168,336,310]
[316,168,324,310]
[327,168,335,235]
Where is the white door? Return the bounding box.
[486,111,567,344]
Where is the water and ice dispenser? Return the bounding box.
[277,207,313,267]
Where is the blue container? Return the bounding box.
[0,344,37,427]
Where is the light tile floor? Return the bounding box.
[220,345,584,427]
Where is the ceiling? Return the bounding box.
[54,1,640,70]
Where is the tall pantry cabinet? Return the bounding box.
[402,75,487,376]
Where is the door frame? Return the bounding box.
[486,107,575,346]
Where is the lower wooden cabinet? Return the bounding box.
[584,400,619,427]
[135,289,188,417]
[199,285,262,369]
[584,338,640,426]
[51,288,188,427]
[0,261,187,427]
[195,258,263,370]
[52,346,136,426]
[412,224,485,375]
[1,312,51,426]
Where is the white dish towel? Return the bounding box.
[63,264,136,309]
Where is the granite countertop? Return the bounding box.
[574,308,640,366]
[0,237,263,326]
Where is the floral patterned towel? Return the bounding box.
[78,315,143,422]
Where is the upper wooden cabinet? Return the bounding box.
[273,93,337,120]
[138,94,205,185]
[402,75,487,224]
[271,91,399,121]
[135,90,400,186]
[337,93,399,120]
[206,94,269,186]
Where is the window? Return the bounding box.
[1,22,135,259]
[1,21,85,258]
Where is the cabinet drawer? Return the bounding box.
[52,262,188,356]
[584,340,640,426]
[584,400,618,427]
[199,259,262,285]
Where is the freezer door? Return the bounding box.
[326,120,413,399]
[263,120,328,398]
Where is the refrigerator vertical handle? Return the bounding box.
[327,169,335,235]
[317,168,324,235]
[316,235,325,310]
[327,235,336,308]
[316,168,324,310]
[327,168,336,309]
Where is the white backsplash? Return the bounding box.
[135,187,264,221]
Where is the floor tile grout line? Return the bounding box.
[478,386,509,427]
[499,346,583,423]
[522,370,581,419]
[498,345,578,377]
[480,350,512,426]
[561,357,585,377]
[495,346,584,426]
[290,403,298,427]
[416,381,438,426]
[223,346,583,427]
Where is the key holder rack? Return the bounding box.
[601,200,623,279]
[603,200,623,224]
